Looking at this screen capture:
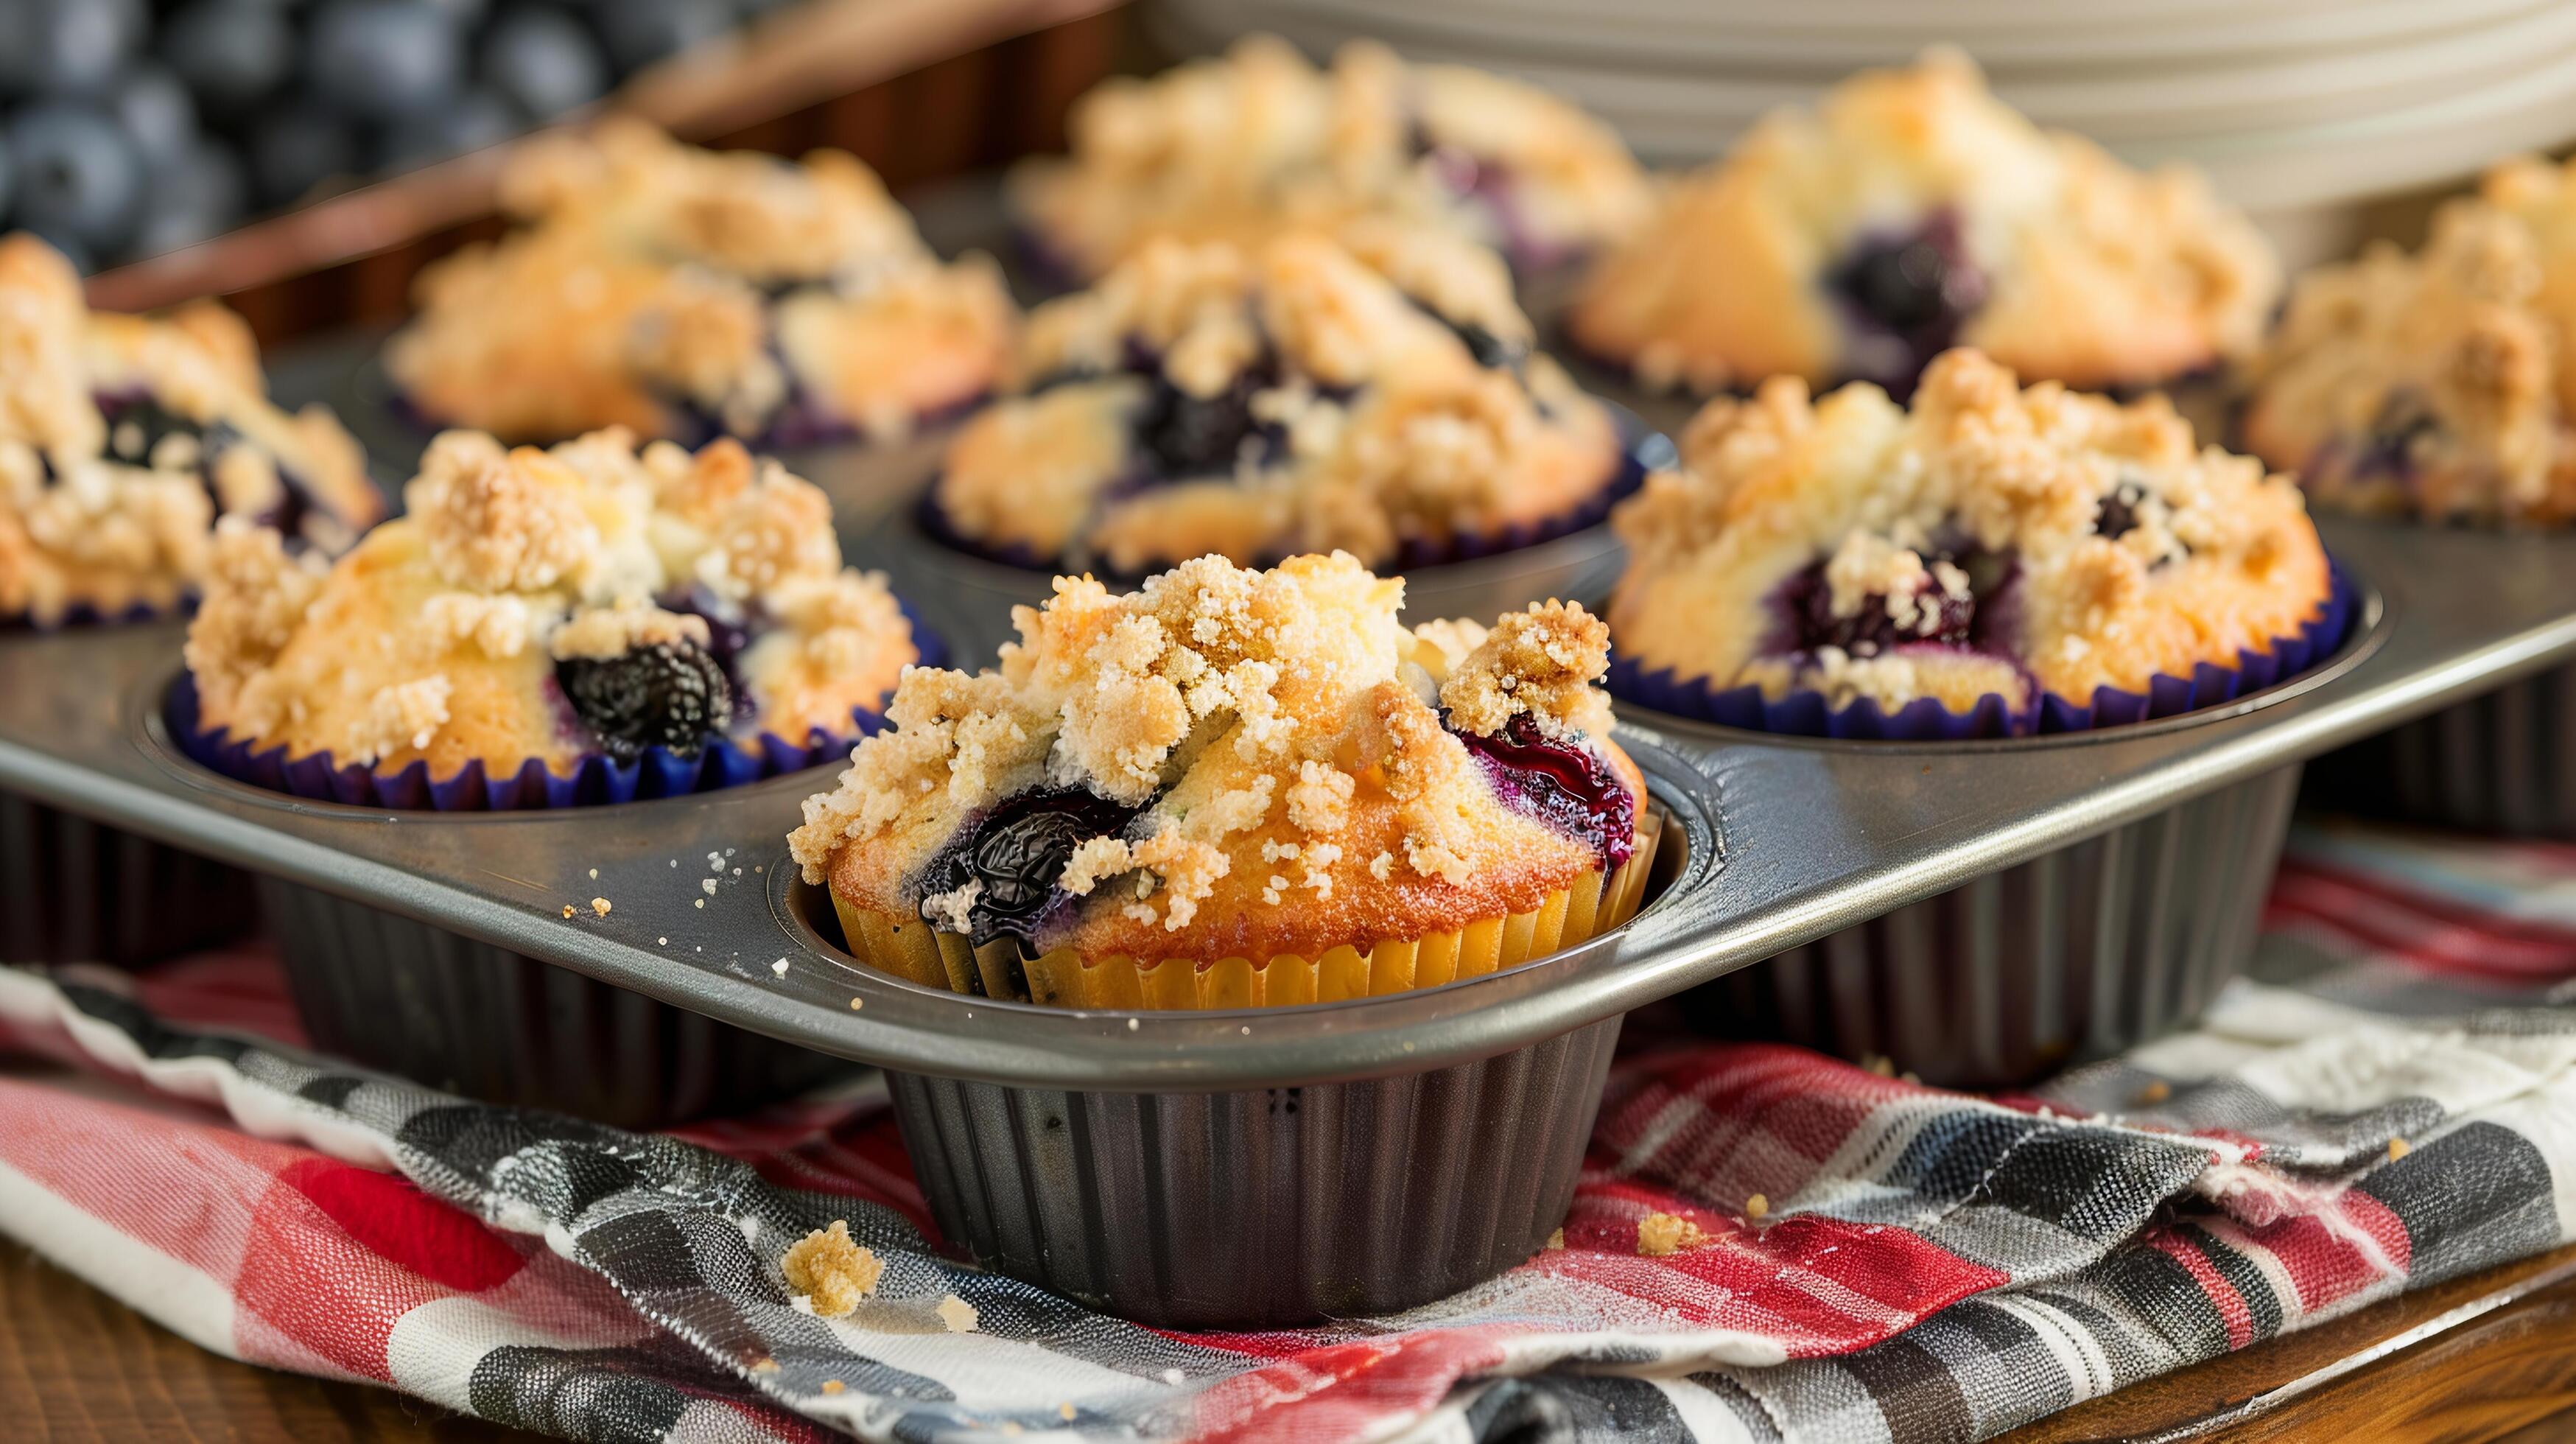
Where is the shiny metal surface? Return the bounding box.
[1694,765,2301,1087]
[2308,659,2576,838]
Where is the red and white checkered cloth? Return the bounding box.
[4,821,2573,1443]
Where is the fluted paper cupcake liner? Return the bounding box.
[832,823,1658,1010]
[169,611,942,811]
[1611,562,2356,740]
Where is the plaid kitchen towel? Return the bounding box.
[2,819,2573,1443]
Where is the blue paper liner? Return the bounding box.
[169,609,946,812]
[7,597,185,630]
[1609,561,2358,740]
[919,412,1657,584]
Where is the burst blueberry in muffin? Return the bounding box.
[1011,35,1651,281]
[789,553,1655,1009]
[183,427,919,801]
[1609,350,2332,728]
[1568,51,2279,399]
[931,223,1630,575]
[0,234,379,625]
[2244,158,2576,525]
[386,119,1014,448]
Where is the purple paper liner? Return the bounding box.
[6,597,186,631]
[1609,561,2358,740]
[169,606,946,812]
[918,411,1658,583]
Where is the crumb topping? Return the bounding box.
[2246,160,2576,525]
[780,1221,882,1319]
[188,427,913,773]
[1610,348,2331,708]
[1010,34,1649,278]
[790,553,1632,961]
[1570,49,2278,393]
[942,230,1621,572]
[0,233,378,622]
[387,120,1013,446]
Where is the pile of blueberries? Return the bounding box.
[0,0,794,272]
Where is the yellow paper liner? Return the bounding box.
[829,820,1662,1010]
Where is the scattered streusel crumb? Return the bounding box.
[589,868,598,879]
[1745,1194,1769,1222]
[772,958,790,978]
[695,899,706,909]
[821,1380,846,1395]
[591,897,611,917]
[780,1220,883,1319]
[849,998,864,1010]
[561,905,575,919]
[1545,1228,1565,1250]
[1865,1055,1895,1078]
[1059,1403,1076,1421]
[751,1358,780,1374]
[2138,1079,2172,1105]
[2388,1137,2412,1162]
[1636,1211,1709,1256]
[936,1294,979,1332]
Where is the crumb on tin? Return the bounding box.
[591,897,611,916]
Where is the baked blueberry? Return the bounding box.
[915,788,1146,947]
[558,640,732,762]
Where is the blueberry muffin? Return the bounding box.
[184,427,918,799]
[0,234,378,624]
[1011,35,1652,280]
[387,120,1014,447]
[1568,50,2279,399]
[2243,158,2576,525]
[789,553,1654,1009]
[1609,350,2332,726]
[932,223,1629,575]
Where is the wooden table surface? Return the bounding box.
[8,1236,2575,1442]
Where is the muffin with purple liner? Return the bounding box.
[0,233,380,625]
[180,428,921,808]
[1607,349,2338,737]
[2243,159,2576,524]
[386,120,1015,450]
[1567,51,2278,401]
[1010,35,1651,280]
[931,223,1632,578]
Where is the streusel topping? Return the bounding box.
[0,234,376,623]
[1611,349,2331,712]
[1011,35,1651,278]
[1569,49,2278,396]
[188,428,913,775]
[790,553,1633,960]
[2245,159,2576,524]
[939,229,1621,572]
[387,121,1013,446]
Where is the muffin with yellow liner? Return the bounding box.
[788,553,1654,1009]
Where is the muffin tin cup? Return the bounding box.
[0,789,257,967]
[888,1012,1622,1328]
[2303,659,2576,838]
[257,876,853,1127]
[1688,765,2300,1087]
